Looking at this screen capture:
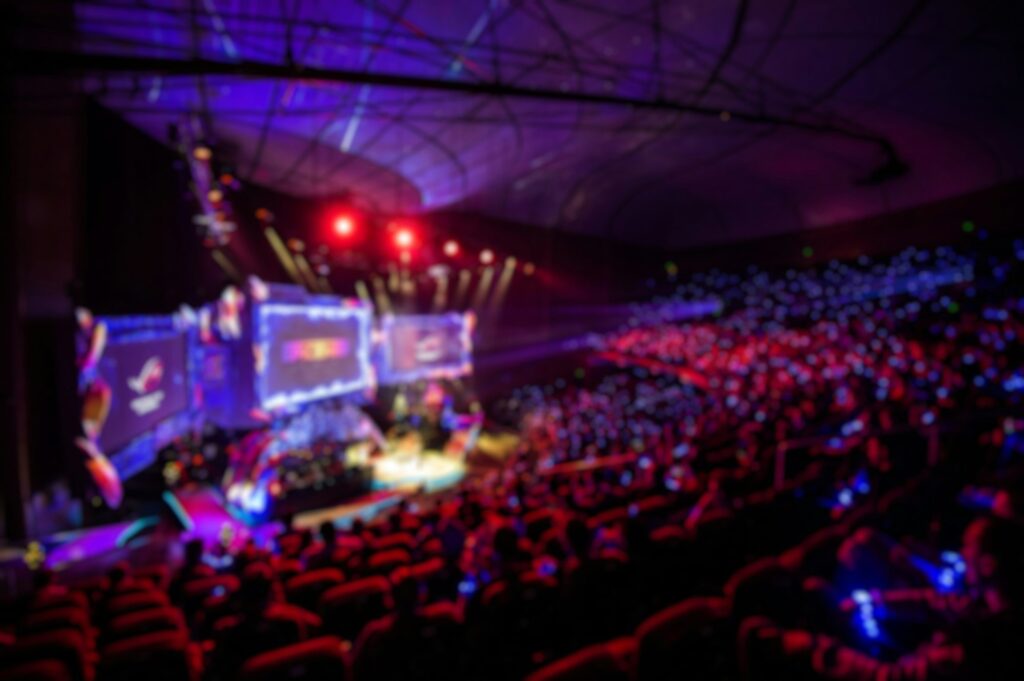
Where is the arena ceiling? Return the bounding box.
[29,0,1024,247]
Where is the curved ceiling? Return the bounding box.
[65,0,1024,247]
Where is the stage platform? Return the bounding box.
[371,452,467,493]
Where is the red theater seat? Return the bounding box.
[105,607,185,645]
[417,537,443,557]
[277,532,312,559]
[736,616,795,681]
[180,575,239,616]
[523,508,559,542]
[366,549,411,575]
[272,558,305,582]
[99,630,198,681]
[238,636,348,681]
[350,603,461,681]
[0,659,74,681]
[134,565,170,590]
[587,507,629,531]
[725,557,802,624]
[29,592,89,615]
[105,590,169,618]
[319,577,392,642]
[634,597,731,681]
[1,630,90,681]
[779,522,849,579]
[390,557,444,585]
[525,637,636,681]
[370,533,416,554]
[286,568,344,611]
[20,608,93,643]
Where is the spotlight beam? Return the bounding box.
[210,249,243,282]
[453,269,473,310]
[487,259,516,317]
[292,253,321,292]
[263,227,304,286]
[432,271,449,312]
[471,266,496,311]
[15,49,899,158]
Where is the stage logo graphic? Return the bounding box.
[127,356,166,416]
[282,337,350,363]
[415,334,444,362]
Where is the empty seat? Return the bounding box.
[272,558,305,582]
[99,630,198,681]
[28,592,88,615]
[350,603,462,681]
[134,566,170,590]
[104,590,169,618]
[365,549,411,575]
[0,630,89,681]
[105,606,185,645]
[390,557,444,585]
[779,522,849,579]
[587,507,629,531]
[285,568,344,612]
[20,608,92,643]
[210,603,321,678]
[238,636,348,681]
[370,533,416,554]
[525,637,636,681]
[634,597,731,681]
[0,659,73,681]
[523,508,560,542]
[319,577,392,642]
[724,557,801,625]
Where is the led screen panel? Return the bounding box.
[378,313,474,384]
[254,303,372,410]
[96,331,190,453]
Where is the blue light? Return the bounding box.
[851,590,881,639]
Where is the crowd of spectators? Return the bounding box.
[4,240,1024,680]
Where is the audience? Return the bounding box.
[5,240,1024,680]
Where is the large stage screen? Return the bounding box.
[254,303,373,411]
[378,313,474,384]
[96,331,190,453]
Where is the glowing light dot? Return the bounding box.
[395,228,415,249]
[443,240,460,257]
[334,216,355,237]
[480,249,495,265]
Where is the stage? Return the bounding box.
[371,452,467,492]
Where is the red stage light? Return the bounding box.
[443,240,460,257]
[480,249,495,265]
[333,215,355,237]
[394,227,415,249]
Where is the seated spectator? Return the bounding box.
[169,539,212,604]
[210,563,319,680]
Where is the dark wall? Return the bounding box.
[665,179,1024,274]
[78,103,222,313]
